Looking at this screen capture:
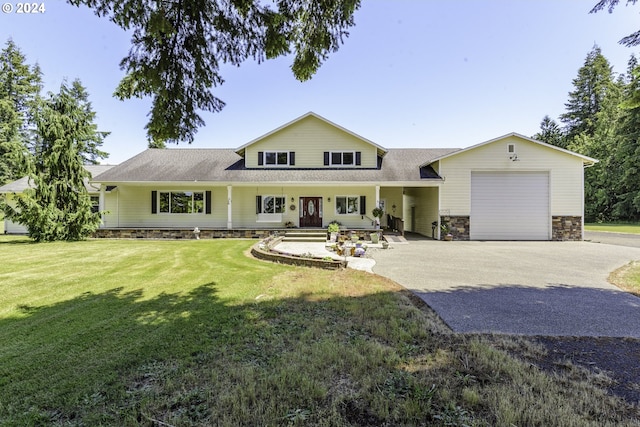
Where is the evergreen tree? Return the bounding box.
[533,115,565,147]
[612,56,640,220]
[67,0,360,145]
[560,45,615,143]
[0,39,42,184]
[556,46,624,221]
[2,80,107,241]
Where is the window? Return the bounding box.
[261,151,293,166]
[159,191,205,214]
[324,151,361,166]
[256,196,286,214]
[336,196,360,215]
[331,151,354,166]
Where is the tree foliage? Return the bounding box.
[0,39,42,184]
[591,0,640,46]
[66,0,361,145]
[535,46,640,221]
[3,80,107,241]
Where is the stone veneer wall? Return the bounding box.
[551,216,583,241]
[93,228,273,240]
[440,216,470,241]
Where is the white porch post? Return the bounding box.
[375,185,380,227]
[99,186,106,228]
[227,185,233,229]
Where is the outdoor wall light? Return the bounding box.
[327,197,331,202]
[291,197,294,202]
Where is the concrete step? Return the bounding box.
[285,231,326,237]
[282,236,327,243]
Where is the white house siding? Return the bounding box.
[403,187,439,237]
[439,135,585,217]
[102,185,228,228]
[244,115,379,168]
[101,184,381,229]
[2,195,28,234]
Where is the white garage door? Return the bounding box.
[471,171,550,240]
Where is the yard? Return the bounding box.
[0,236,638,426]
[585,222,640,234]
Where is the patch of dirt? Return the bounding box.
[515,336,640,406]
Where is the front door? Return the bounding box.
[300,197,322,227]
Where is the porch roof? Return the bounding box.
[93,148,458,184]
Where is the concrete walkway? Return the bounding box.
[273,241,377,272]
[370,240,640,337]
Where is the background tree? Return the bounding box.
[533,115,565,147]
[67,0,361,145]
[0,39,42,184]
[3,80,108,241]
[536,46,629,221]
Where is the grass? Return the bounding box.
[0,236,638,426]
[585,222,640,234]
[610,260,640,297]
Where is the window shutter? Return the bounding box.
[256,195,262,214]
[360,196,366,215]
[324,152,329,166]
[258,152,263,166]
[205,191,212,214]
[355,151,362,166]
[151,191,157,214]
[289,151,295,166]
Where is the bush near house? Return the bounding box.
[0,237,636,426]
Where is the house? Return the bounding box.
[0,164,115,234]
[2,112,597,240]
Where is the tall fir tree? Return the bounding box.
[560,45,615,144]
[533,115,565,147]
[2,80,108,241]
[0,39,42,184]
[612,55,640,220]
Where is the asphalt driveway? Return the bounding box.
[371,239,640,337]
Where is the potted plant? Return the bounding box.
[441,222,453,241]
[371,207,384,229]
[327,221,340,242]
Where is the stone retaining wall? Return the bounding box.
[551,216,583,241]
[93,228,274,240]
[251,236,347,270]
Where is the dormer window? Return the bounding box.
[258,151,295,166]
[324,151,362,166]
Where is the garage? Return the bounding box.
[470,171,550,240]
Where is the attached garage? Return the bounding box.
[470,171,549,240]
[431,133,597,241]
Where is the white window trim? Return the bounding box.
[329,151,356,167]
[158,190,206,214]
[335,195,360,215]
[257,195,287,214]
[263,151,291,167]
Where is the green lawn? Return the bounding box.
[0,237,636,426]
[585,222,640,234]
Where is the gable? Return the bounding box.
[238,112,386,168]
[425,133,597,168]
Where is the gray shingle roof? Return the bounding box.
[0,165,116,193]
[93,148,460,184]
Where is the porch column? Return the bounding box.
[227,185,233,229]
[99,186,106,228]
[375,185,380,208]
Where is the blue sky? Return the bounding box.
[1,1,639,164]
